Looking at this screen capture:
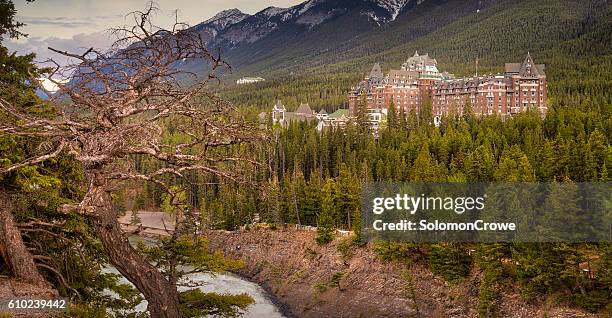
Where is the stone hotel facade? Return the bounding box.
[348,52,547,122]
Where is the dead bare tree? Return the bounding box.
[0,4,261,317]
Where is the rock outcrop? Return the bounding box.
[206,227,601,318]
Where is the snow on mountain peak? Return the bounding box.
[204,9,249,28]
[373,0,412,21]
[202,0,429,49]
[298,0,324,15]
[259,6,291,19]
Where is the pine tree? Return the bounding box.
[428,243,472,283]
[293,169,307,224]
[336,164,359,229]
[598,244,612,294]
[267,177,283,227]
[387,99,397,130]
[355,92,370,130]
[410,144,438,181]
[569,132,587,181]
[585,129,607,181]
[407,108,419,131]
[494,146,535,182]
[398,104,407,131]
[516,155,536,182]
[351,206,365,245]
[539,180,588,241]
[476,242,508,318]
[316,178,335,245]
[359,160,372,183]
[418,94,433,127]
[301,172,321,225]
[463,98,476,124]
[464,145,495,181]
[601,162,609,181]
[536,139,556,181]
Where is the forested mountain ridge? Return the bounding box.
[199,0,432,51]
[71,0,612,111]
[179,0,495,76]
[203,0,611,76]
[313,0,612,76]
[66,0,456,90]
[219,0,612,112]
[225,0,492,76]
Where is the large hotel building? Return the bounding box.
[348,52,547,123]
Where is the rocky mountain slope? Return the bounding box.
[192,9,250,41]
[184,0,494,75]
[66,0,612,105]
[197,0,422,49]
[181,0,609,83]
[68,0,452,86]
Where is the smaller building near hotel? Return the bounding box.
[271,100,317,128]
[236,77,266,85]
[317,109,351,132]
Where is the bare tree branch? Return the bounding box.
[0,5,263,316]
[0,140,65,174]
[36,263,82,300]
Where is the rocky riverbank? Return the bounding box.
[206,228,602,318]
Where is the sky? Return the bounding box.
[4,0,303,66]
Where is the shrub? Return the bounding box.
[372,241,419,263]
[337,238,353,260]
[179,289,254,318]
[304,247,317,259]
[428,243,472,283]
[313,282,328,292]
[329,272,344,289]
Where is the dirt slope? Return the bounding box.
[0,279,59,317]
[206,227,602,318]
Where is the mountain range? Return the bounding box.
[183,0,495,77]
[197,0,422,47]
[180,0,611,81]
[63,0,612,107]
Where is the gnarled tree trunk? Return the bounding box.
[0,190,49,286]
[89,184,181,318]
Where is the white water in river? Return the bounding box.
[104,266,285,317]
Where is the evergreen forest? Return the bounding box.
[0,0,610,317]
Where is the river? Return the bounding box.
[102,236,286,317]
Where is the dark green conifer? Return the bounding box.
[316,178,336,245]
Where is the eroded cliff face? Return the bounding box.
[206,228,599,318]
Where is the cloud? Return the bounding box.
[4,31,116,69]
[17,14,124,28]
[18,17,96,28]
[3,0,307,71]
